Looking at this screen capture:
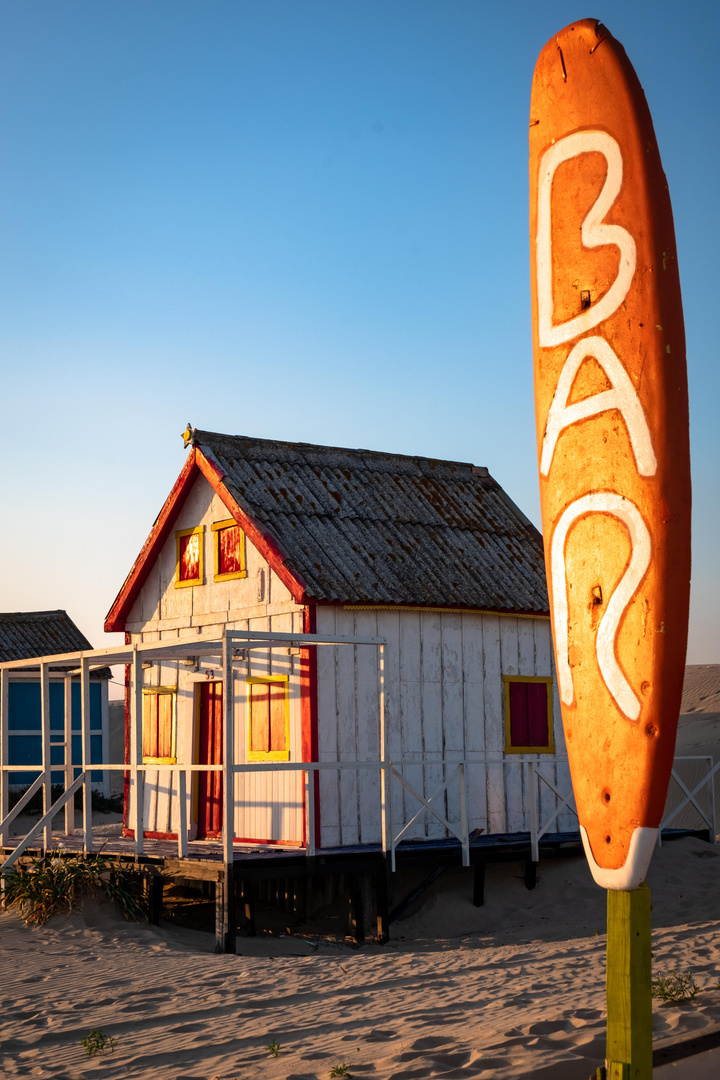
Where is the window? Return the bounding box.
[503,676,554,753]
[175,526,203,588]
[247,677,289,761]
[212,518,246,582]
[142,687,176,764]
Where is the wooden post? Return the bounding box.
[606,886,652,1080]
[147,873,163,925]
[241,879,256,936]
[473,860,486,907]
[375,860,390,944]
[214,870,225,953]
[64,674,74,835]
[348,873,365,946]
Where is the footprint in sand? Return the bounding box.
[526,1019,573,1035]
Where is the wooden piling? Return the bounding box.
[375,861,390,944]
[473,860,485,907]
[348,874,364,946]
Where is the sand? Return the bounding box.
[1,667,718,1079]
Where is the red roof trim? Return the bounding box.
[195,448,307,604]
[105,446,309,632]
[104,450,200,632]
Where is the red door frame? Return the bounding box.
[197,680,223,839]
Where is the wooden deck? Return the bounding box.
[2,825,706,953]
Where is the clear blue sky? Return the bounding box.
[1,1,717,691]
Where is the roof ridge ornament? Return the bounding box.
[182,423,195,449]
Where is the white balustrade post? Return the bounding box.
[459,762,469,867]
[220,631,236,954]
[81,657,93,852]
[41,662,52,850]
[131,648,144,855]
[378,644,389,857]
[0,668,8,846]
[64,674,74,835]
[222,631,234,866]
[528,760,539,863]
[305,766,316,856]
[177,768,188,858]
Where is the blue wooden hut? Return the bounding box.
[0,611,111,794]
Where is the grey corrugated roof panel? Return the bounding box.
[190,430,549,613]
[0,610,112,679]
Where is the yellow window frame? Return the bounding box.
[503,675,554,754]
[175,526,204,588]
[246,675,290,762]
[211,518,247,582]
[142,686,177,764]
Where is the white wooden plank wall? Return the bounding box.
[462,613,487,836]
[421,612,444,840]
[441,613,464,833]
[354,610,381,844]
[482,615,506,835]
[316,608,563,846]
[399,612,424,839]
[316,607,340,847]
[501,618,522,833]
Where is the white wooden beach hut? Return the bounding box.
[104,427,571,853]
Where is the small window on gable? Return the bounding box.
[175,526,203,588]
[142,687,176,764]
[212,518,246,582]
[503,676,554,754]
[247,677,289,761]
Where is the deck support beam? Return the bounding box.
[375,860,390,943]
[215,866,236,954]
[348,873,365,946]
[147,873,163,925]
[241,879,256,936]
[473,860,486,906]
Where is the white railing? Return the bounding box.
[3,752,717,874]
[2,634,716,875]
[659,756,718,843]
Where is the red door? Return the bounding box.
[197,681,223,838]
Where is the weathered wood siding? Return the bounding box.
[125,475,305,844]
[315,607,570,847]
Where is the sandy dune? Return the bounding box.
[1,835,718,1079]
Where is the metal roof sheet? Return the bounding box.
[0,610,111,678]
[191,430,549,614]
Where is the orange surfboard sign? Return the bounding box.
[529,20,691,890]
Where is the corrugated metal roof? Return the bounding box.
[191,430,549,614]
[0,611,111,678]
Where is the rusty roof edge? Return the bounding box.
[483,471,543,540]
[191,428,482,477]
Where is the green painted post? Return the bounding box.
[606,886,652,1079]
